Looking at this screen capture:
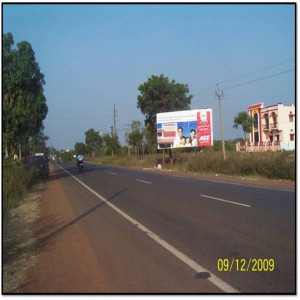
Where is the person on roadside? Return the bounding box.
[76,154,84,167]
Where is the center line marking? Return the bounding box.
[57,165,239,293]
[110,172,117,176]
[136,179,152,184]
[201,195,251,208]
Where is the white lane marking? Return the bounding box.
[201,195,251,208]
[136,179,152,185]
[57,165,238,293]
[110,172,117,176]
[172,175,294,193]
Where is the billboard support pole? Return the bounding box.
[168,149,173,168]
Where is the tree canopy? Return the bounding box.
[137,74,193,130]
[103,134,121,156]
[137,74,192,150]
[233,111,253,140]
[127,120,144,155]
[85,129,103,157]
[74,142,88,156]
[3,32,48,154]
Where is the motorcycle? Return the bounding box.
[78,160,84,172]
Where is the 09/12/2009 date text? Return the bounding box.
[217,258,275,272]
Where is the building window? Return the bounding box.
[289,115,294,122]
[290,134,295,141]
[264,114,269,128]
[254,113,258,129]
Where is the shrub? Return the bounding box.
[3,159,32,219]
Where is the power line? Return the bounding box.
[47,115,113,120]
[223,68,295,91]
[219,59,294,85]
[194,58,294,99]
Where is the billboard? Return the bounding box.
[156,109,213,149]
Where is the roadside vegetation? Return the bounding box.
[3,159,33,220]
[3,32,48,219]
[85,148,295,181]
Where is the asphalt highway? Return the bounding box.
[54,161,295,293]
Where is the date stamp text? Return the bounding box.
[217,258,275,272]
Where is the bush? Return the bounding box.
[3,159,32,219]
[186,151,295,180]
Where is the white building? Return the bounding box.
[237,102,295,151]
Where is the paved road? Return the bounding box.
[53,161,295,293]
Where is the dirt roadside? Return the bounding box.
[3,182,42,293]
[3,163,108,293]
[3,162,295,293]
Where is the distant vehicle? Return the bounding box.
[78,160,84,172]
[28,155,49,179]
[34,152,45,156]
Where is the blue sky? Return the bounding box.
[3,4,295,150]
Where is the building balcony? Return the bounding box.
[262,124,269,131]
[269,122,278,130]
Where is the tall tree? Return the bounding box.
[28,128,49,156]
[127,120,144,155]
[137,74,192,151]
[74,142,88,155]
[233,112,253,140]
[85,129,102,157]
[103,134,121,156]
[3,32,48,155]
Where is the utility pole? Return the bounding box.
[216,84,226,160]
[113,104,117,137]
[125,123,131,157]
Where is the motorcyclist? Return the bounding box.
[76,154,84,167]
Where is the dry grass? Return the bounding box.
[88,150,295,181]
[3,160,33,219]
[3,183,42,293]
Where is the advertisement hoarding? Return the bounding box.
[156,109,213,149]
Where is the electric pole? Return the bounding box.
[113,104,117,137]
[216,84,226,160]
[125,123,131,157]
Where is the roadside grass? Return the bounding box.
[3,159,33,220]
[87,150,295,181]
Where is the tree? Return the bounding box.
[142,124,157,155]
[127,120,144,155]
[137,74,193,134]
[103,134,121,156]
[85,129,102,157]
[28,128,49,156]
[3,33,48,155]
[74,142,87,155]
[233,112,253,140]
